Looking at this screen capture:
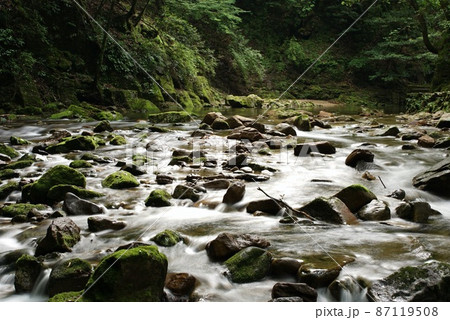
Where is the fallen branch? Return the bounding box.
[257,187,316,221]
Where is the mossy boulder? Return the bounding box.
[224,247,272,283]
[0,169,20,180]
[10,136,31,145]
[211,118,230,130]
[109,135,127,145]
[46,136,98,154]
[151,229,183,247]
[294,115,312,131]
[93,120,114,133]
[0,181,19,200]
[127,98,160,118]
[169,155,192,166]
[83,245,168,301]
[14,254,43,293]
[412,158,450,197]
[226,94,263,108]
[35,217,81,256]
[299,197,358,224]
[48,258,92,298]
[25,165,86,204]
[47,184,104,203]
[0,203,48,218]
[369,261,450,302]
[334,184,377,213]
[102,171,139,189]
[148,111,192,123]
[145,189,172,207]
[0,143,19,158]
[5,160,34,170]
[48,291,83,302]
[69,160,93,169]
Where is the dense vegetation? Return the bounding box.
[0,0,448,115]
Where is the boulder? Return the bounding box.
[226,116,244,129]
[401,132,424,141]
[246,199,281,215]
[387,189,406,200]
[165,273,197,298]
[294,141,336,156]
[46,136,98,154]
[102,171,139,189]
[120,164,146,176]
[0,169,20,180]
[270,258,302,277]
[224,247,272,283]
[14,254,43,293]
[0,203,48,218]
[369,261,450,302]
[151,229,184,247]
[93,120,113,133]
[148,111,192,123]
[35,217,81,256]
[299,197,358,224]
[418,135,435,148]
[47,258,92,297]
[24,165,86,204]
[47,184,104,202]
[434,137,450,148]
[0,181,19,200]
[227,127,265,142]
[145,189,172,207]
[328,276,364,301]
[294,115,311,131]
[87,216,126,232]
[436,113,450,128]
[205,233,270,261]
[226,94,263,108]
[412,158,450,197]
[156,174,174,185]
[211,118,230,130]
[224,154,248,168]
[222,182,246,205]
[63,192,104,216]
[271,282,317,302]
[395,201,438,223]
[201,112,224,126]
[10,136,31,145]
[275,123,296,136]
[379,127,400,137]
[110,135,127,145]
[298,267,341,289]
[357,200,391,221]
[334,184,377,213]
[202,179,231,189]
[69,160,93,169]
[0,143,19,158]
[172,184,203,202]
[345,149,375,168]
[84,245,168,301]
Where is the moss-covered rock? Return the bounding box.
[35,217,81,256]
[0,203,47,218]
[14,254,43,293]
[151,229,183,247]
[145,189,172,207]
[46,136,98,154]
[127,98,160,118]
[226,94,263,108]
[299,197,358,224]
[5,160,34,170]
[47,184,104,202]
[0,181,19,200]
[169,155,192,166]
[294,115,312,131]
[49,103,117,121]
[25,165,86,204]
[69,160,93,169]
[83,245,168,301]
[148,111,193,123]
[93,120,114,133]
[224,247,272,283]
[48,258,92,298]
[0,169,20,180]
[48,291,84,302]
[109,135,127,145]
[0,143,19,158]
[10,136,31,145]
[334,184,377,213]
[102,171,139,189]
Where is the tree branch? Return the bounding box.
[407,0,439,54]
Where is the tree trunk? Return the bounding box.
[406,0,439,54]
[134,0,151,26]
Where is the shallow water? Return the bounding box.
[0,109,449,302]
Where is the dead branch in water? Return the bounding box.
[257,187,316,221]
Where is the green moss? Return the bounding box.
[49,291,85,302]
[148,111,193,123]
[132,154,150,166]
[0,169,20,180]
[26,165,86,204]
[5,160,34,170]
[97,111,123,121]
[46,136,98,154]
[0,181,19,199]
[109,135,127,145]
[0,203,47,217]
[145,189,172,207]
[176,90,194,110]
[102,171,139,189]
[169,156,192,166]
[127,98,160,118]
[151,229,183,247]
[10,136,31,145]
[224,247,272,283]
[0,143,19,158]
[47,184,104,202]
[69,160,92,169]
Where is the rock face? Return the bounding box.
[25,165,86,204]
[14,254,43,293]
[357,200,391,221]
[102,171,140,189]
[334,184,377,213]
[84,245,168,301]
[35,218,81,256]
[47,258,92,297]
[63,192,104,216]
[145,189,172,207]
[271,282,317,302]
[345,149,374,168]
[224,247,272,283]
[246,199,281,215]
[151,229,183,247]
[205,233,270,261]
[369,261,450,302]
[299,197,358,225]
[222,182,246,205]
[412,158,450,197]
[294,141,336,156]
[87,216,126,232]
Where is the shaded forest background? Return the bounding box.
[0,0,449,116]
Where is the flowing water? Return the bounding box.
[0,107,449,302]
